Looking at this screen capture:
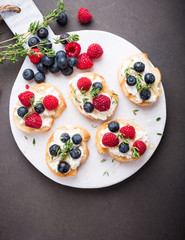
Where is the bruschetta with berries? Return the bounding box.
[96,119,149,162]
[46,125,90,177]
[69,72,118,120]
[13,83,66,133]
[118,53,162,106]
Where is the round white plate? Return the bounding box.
[9,30,166,188]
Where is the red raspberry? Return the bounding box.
[43,95,59,110]
[78,8,92,23]
[77,53,94,70]
[133,140,146,156]
[87,43,103,59]
[29,48,43,64]
[77,77,92,91]
[102,133,119,147]
[65,42,81,58]
[25,113,42,129]
[120,125,136,139]
[93,94,111,112]
[18,91,34,107]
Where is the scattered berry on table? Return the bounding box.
[25,84,30,89]
[77,77,92,91]
[34,72,45,83]
[18,91,34,107]
[61,65,73,76]
[29,48,43,64]
[140,89,151,100]
[60,133,70,143]
[119,143,129,153]
[56,12,68,26]
[70,147,81,159]
[68,57,78,67]
[49,144,61,156]
[42,39,52,49]
[72,134,82,145]
[134,62,145,72]
[77,53,93,70]
[102,133,119,147]
[60,33,70,44]
[25,113,42,129]
[133,140,146,156]
[17,107,28,117]
[87,43,103,59]
[43,95,59,110]
[49,60,60,73]
[83,102,94,113]
[57,56,68,69]
[93,94,111,112]
[22,69,34,81]
[36,62,48,73]
[58,161,70,174]
[28,37,40,48]
[41,55,55,66]
[34,103,45,114]
[92,82,103,91]
[37,27,48,39]
[126,75,136,86]
[65,42,81,58]
[108,121,120,132]
[78,8,92,23]
[120,125,135,139]
[144,73,155,84]
[56,50,67,60]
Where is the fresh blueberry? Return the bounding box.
[22,69,34,80]
[119,143,129,153]
[72,134,82,145]
[34,72,45,83]
[37,27,48,39]
[58,161,70,174]
[92,82,103,91]
[49,60,60,73]
[36,62,48,73]
[17,107,28,117]
[28,37,40,48]
[60,133,70,143]
[42,39,52,49]
[134,62,145,72]
[83,102,94,113]
[108,121,120,132]
[68,57,78,67]
[34,103,45,114]
[60,33,70,44]
[56,50,67,60]
[49,144,61,156]
[61,66,73,76]
[56,12,68,26]
[41,55,55,66]
[70,147,81,159]
[57,57,67,69]
[144,73,155,84]
[126,75,136,86]
[140,89,151,100]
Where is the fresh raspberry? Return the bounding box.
[78,8,92,23]
[87,43,103,59]
[102,133,119,147]
[29,48,43,64]
[43,95,59,110]
[77,53,94,70]
[93,94,111,112]
[120,125,136,139]
[133,140,146,156]
[65,42,81,58]
[25,113,42,129]
[77,77,92,91]
[18,91,35,107]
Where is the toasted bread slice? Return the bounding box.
[69,72,118,120]
[13,83,66,133]
[96,119,149,162]
[118,53,162,106]
[46,125,90,177]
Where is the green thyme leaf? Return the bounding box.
[157,133,163,136]
[117,133,124,139]
[133,109,139,115]
[89,87,100,98]
[30,96,35,106]
[74,89,77,94]
[23,112,30,119]
[82,98,89,104]
[103,170,109,176]
[75,97,80,103]
[24,136,28,140]
[101,159,107,162]
[132,147,140,157]
[156,117,161,121]
[91,124,97,128]
[123,138,130,145]
[112,159,115,163]
[34,97,44,107]
[80,88,86,96]
[33,138,36,146]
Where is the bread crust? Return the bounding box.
[13,83,66,133]
[46,125,90,177]
[69,72,118,120]
[95,119,149,162]
[118,53,162,106]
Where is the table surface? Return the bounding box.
[0,0,185,239]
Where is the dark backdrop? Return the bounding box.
[0,0,185,239]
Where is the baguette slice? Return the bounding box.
[46,125,90,177]
[96,119,149,162]
[118,53,162,106]
[13,83,66,133]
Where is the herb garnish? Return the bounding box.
[30,96,35,106]
[103,170,109,176]
[24,136,28,140]
[54,140,73,160]
[117,133,124,139]
[91,124,97,128]
[157,133,163,136]
[133,109,139,115]
[101,159,107,162]
[156,117,161,121]
[112,98,118,104]
[112,159,115,163]
[89,87,100,98]
[80,88,86,96]
[75,98,80,103]
[23,112,30,119]
[34,97,44,107]
[82,98,89,104]
[123,138,130,145]
[33,138,36,146]
[132,147,140,157]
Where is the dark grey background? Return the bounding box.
[0,0,185,239]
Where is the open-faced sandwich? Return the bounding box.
[13,83,66,133]
[69,72,118,120]
[46,125,90,177]
[96,119,148,162]
[118,53,162,105]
